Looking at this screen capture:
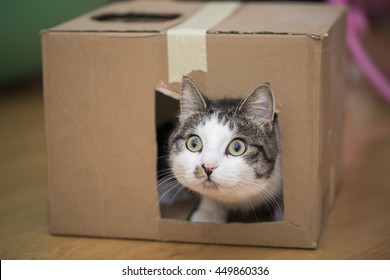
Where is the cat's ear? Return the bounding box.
[179,77,207,122]
[238,83,275,123]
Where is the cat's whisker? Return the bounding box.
[156,170,175,179]
[242,177,293,216]
[239,182,270,220]
[234,178,284,221]
[158,182,183,204]
[147,174,184,203]
[164,185,189,214]
[155,166,175,174]
[263,164,288,184]
[141,154,170,164]
[160,182,197,218]
[234,183,260,222]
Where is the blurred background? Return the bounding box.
[0,0,108,86]
[0,0,389,259]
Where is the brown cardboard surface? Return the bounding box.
[42,32,167,239]
[42,1,346,248]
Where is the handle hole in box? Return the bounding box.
[92,12,181,23]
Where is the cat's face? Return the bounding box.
[168,78,280,206]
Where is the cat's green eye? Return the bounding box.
[227,139,247,156]
[186,135,203,153]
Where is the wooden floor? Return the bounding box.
[0,73,389,259]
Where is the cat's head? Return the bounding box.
[168,77,280,205]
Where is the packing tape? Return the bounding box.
[167,1,241,83]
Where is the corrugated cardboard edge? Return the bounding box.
[317,7,347,244]
[158,219,319,249]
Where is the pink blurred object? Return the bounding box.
[328,0,390,103]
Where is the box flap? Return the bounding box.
[47,1,344,37]
[210,3,344,38]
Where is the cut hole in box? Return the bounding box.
[155,90,284,223]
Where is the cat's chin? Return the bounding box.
[185,179,220,194]
[201,179,219,189]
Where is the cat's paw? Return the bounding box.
[190,208,227,224]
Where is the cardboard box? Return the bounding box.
[41,1,346,248]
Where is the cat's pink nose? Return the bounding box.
[201,164,218,177]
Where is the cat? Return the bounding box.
[162,77,283,223]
